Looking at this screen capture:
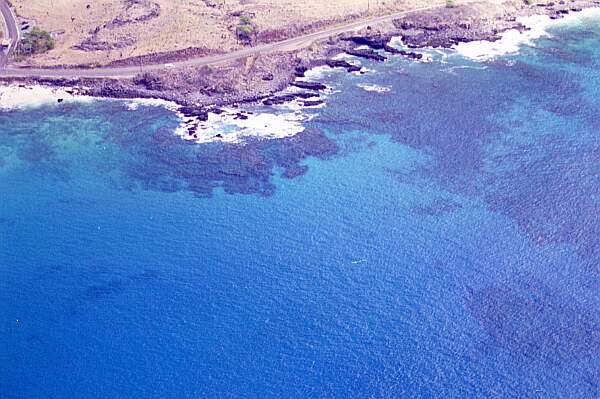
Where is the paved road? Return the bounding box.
[0,0,481,78]
[0,0,19,67]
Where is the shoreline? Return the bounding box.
[1,1,599,126]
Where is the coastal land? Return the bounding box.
[1,0,599,116]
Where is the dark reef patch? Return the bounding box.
[113,126,339,197]
[0,102,339,198]
[86,278,126,299]
[85,270,161,300]
[481,134,600,263]
[467,278,600,364]
[413,198,463,216]
[318,50,598,263]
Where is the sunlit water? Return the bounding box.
[2,14,600,398]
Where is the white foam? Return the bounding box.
[358,67,376,74]
[388,36,406,49]
[454,8,600,61]
[298,65,334,82]
[123,97,181,112]
[0,84,94,110]
[332,52,360,61]
[357,83,391,93]
[276,97,325,112]
[177,107,313,144]
[442,64,489,75]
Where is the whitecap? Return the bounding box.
[276,97,326,111]
[177,107,313,144]
[123,97,181,112]
[298,65,334,82]
[454,8,600,61]
[357,83,391,93]
[332,52,361,61]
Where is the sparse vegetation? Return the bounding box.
[17,27,55,56]
[235,16,256,45]
[524,0,533,5]
[446,0,456,7]
[134,72,165,90]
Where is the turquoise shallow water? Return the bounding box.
[1,15,600,398]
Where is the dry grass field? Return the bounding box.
[10,0,430,66]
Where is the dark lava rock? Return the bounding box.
[294,66,308,77]
[234,113,249,120]
[345,48,387,62]
[262,73,274,81]
[398,21,414,30]
[342,35,389,50]
[302,100,324,107]
[291,81,328,91]
[57,98,64,103]
[325,59,361,73]
[179,106,209,121]
[134,72,165,91]
[383,44,403,55]
[398,50,423,60]
[263,92,315,106]
[423,24,450,32]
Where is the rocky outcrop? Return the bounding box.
[294,66,309,77]
[397,50,423,60]
[291,81,328,91]
[179,106,209,121]
[301,99,324,107]
[342,35,391,50]
[345,48,386,62]
[262,92,316,106]
[325,59,361,73]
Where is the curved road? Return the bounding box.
[0,0,19,67]
[0,0,480,78]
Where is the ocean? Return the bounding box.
[1,10,600,398]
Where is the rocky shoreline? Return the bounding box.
[2,0,599,125]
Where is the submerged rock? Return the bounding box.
[398,50,423,60]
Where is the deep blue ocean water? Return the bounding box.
[2,15,600,398]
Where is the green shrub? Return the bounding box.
[239,16,253,25]
[446,0,456,7]
[235,22,255,44]
[18,27,55,56]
